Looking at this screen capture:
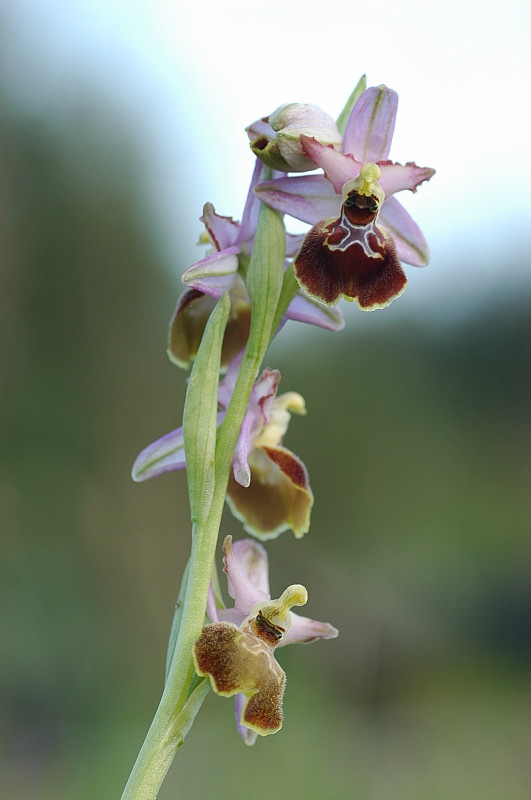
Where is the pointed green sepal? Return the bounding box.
[336,75,367,135]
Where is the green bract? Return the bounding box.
[183,292,230,526]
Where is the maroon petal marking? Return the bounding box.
[261,446,308,490]
[294,193,407,310]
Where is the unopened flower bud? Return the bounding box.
[247,103,341,172]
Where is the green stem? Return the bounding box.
[121,348,265,800]
[119,524,212,799]
[121,203,285,800]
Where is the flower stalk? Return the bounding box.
[121,202,287,800]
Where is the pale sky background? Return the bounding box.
[3,0,531,319]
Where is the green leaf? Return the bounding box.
[183,292,230,526]
[336,75,367,135]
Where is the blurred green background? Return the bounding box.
[1,19,530,800]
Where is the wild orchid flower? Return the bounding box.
[195,536,338,744]
[131,355,313,539]
[169,191,344,370]
[255,85,435,309]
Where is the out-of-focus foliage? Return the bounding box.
[1,44,530,800]
[0,68,191,798]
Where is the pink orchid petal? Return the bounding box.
[219,537,338,648]
[379,197,430,266]
[343,86,398,162]
[281,613,339,647]
[286,291,345,331]
[132,412,226,481]
[181,248,239,295]
[246,118,274,141]
[223,536,270,615]
[206,584,219,623]
[378,160,436,198]
[232,409,254,487]
[217,351,243,409]
[300,135,361,193]
[285,232,306,257]
[252,368,280,425]
[232,368,280,486]
[234,694,258,746]
[216,608,242,626]
[256,174,341,225]
[218,536,337,650]
[238,158,264,245]
[131,426,187,481]
[201,202,240,251]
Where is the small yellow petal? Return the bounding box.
[253,392,306,449]
[272,584,308,620]
[247,583,308,638]
[274,391,306,414]
[342,162,385,203]
[360,162,381,185]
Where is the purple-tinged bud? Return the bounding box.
[247,103,341,172]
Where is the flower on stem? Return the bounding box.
[169,195,344,370]
[131,356,313,540]
[195,536,338,744]
[255,85,435,310]
[221,355,313,539]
